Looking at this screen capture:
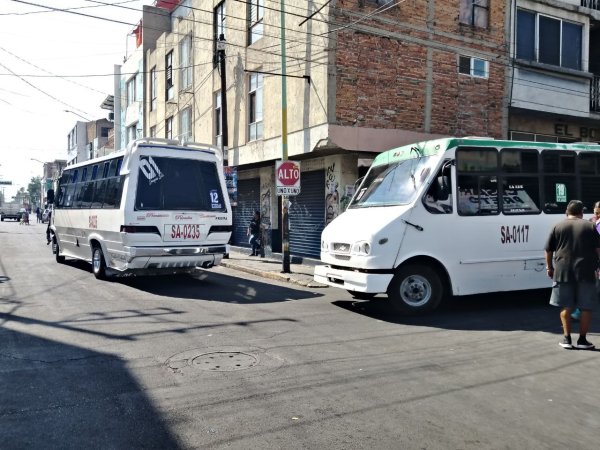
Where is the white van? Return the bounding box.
[315,137,600,314]
[49,138,232,279]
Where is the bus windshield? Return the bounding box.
[135,156,226,212]
[349,155,437,208]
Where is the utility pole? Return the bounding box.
[280,0,290,273]
[217,34,229,165]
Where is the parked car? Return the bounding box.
[0,203,22,221]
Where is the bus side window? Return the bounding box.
[423,164,452,214]
[56,186,67,208]
[456,147,499,216]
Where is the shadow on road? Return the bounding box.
[58,260,322,304]
[0,328,181,448]
[332,289,600,334]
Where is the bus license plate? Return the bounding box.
[165,224,201,241]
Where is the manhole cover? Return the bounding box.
[191,351,258,371]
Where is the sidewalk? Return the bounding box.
[220,247,328,288]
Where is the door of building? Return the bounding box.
[232,178,260,248]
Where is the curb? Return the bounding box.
[220,261,328,289]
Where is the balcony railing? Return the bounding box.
[581,0,600,11]
[592,75,600,113]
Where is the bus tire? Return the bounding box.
[387,264,443,314]
[92,245,107,280]
[54,239,65,264]
[347,290,376,300]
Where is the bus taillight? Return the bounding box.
[120,225,160,235]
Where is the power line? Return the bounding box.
[0,59,92,117]
[0,0,142,16]
[3,1,597,115]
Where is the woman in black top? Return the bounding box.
[247,211,261,256]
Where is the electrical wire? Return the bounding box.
[2,1,598,116]
[0,0,141,16]
[0,59,92,117]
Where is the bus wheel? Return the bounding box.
[92,246,107,280]
[387,264,443,314]
[347,290,376,300]
[54,239,65,264]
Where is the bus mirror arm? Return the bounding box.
[403,219,423,231]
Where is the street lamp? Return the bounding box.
[64,110,91,121]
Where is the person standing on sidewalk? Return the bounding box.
[572,200,600,321]
[247,211,262,256]
[545,200,600,350]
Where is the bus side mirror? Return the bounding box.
[430,175,450,202]
[354,176,365,191]
[47,189,55,204]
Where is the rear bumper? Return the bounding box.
[107,244,228,273]
[314,264,393,293]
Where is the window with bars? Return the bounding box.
[179,107,192,142]
[165,51,174,100]
[459,0,489,28]
[248,0,264,45]
[126,123,138,146]
[150,67,157,111]
[248,72,263,141]
[179,35,192,90]
[166,116,173,139]
[126,75,137,106]
[516,9,583,70]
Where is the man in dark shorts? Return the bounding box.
[545,200,600,350]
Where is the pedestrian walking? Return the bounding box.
[573,200,600,321]
[46,209,52,244]
[246,211,262,256]
[545,200,600,350]
[35,207,41,223]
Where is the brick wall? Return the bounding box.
[333,0,507,138]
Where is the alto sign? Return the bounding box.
[275,160,301,196]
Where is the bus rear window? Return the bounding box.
[135,156,226,212]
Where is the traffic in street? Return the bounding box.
[1,220,599,449]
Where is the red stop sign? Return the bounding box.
[277,161,300,186]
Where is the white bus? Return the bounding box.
[48,138,232,279]
[315,137,600,314]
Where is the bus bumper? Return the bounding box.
[109,245,227,273]
[314,265,394,293]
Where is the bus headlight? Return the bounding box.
[352,241,371,255]
[321,240,329,251]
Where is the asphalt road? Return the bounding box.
[1,220,599,449]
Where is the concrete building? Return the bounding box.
[140,0,509,257]
[509,0,600,142]
[66,119,114,165]
[110,4,172,151]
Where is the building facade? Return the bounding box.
[509,0,600,142]
[139,0,510,257]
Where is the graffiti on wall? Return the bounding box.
[260,176,273,251]
[340,185,355,212]
[325,162,340,225]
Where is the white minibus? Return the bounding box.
[49,138,232,279]
[314,137,600,314]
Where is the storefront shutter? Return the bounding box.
[289,170,325,258]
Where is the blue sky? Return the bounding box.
[0,0,152,200]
